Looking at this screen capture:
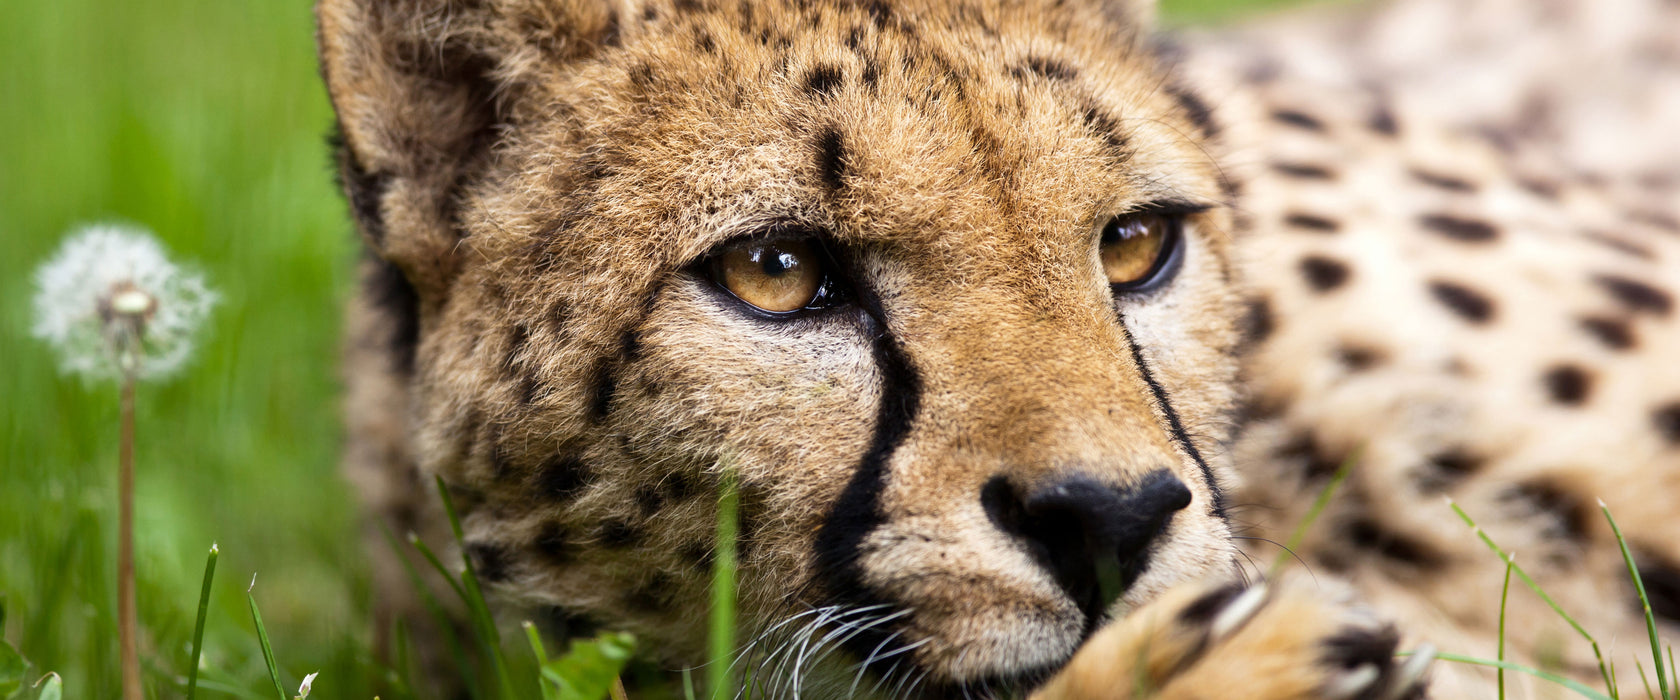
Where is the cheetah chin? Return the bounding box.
[320,0,1680,696]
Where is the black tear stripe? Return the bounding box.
[1117,318,1228,521]
[811,303,923,671]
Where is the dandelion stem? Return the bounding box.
[119,374,143,700]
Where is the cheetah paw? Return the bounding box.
[1030,575,1433,700]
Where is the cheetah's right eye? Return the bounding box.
[706,237,844,315]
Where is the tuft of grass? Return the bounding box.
[247,575,288,700]
[709,466,740,700]
[1603,500,1673,700]
[187,543,219,700]
[435,478,519,699]
[1269,447,1360,576]
[1448,497,1617,695]
[1498,553,1514,700]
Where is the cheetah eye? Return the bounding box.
[1100,211,1184,292]
[707,236,845,315]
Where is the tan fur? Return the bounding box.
[320,0,1680,696]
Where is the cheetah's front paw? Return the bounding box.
[1030,575,1433,700]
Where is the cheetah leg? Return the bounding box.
[1030,575,1434,700]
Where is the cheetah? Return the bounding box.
[318,0,1680,696]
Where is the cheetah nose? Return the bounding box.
[982,470,1192,633]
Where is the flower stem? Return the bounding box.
[119,374,143,700]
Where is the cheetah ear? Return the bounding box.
[316,0,626,296]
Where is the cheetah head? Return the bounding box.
[321,0,1245,693]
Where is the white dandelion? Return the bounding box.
[31,223,217,382]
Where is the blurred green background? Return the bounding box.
[0,0,1310,697]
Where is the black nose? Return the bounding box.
[982,469,1192,631]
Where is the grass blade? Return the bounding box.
[683,668,696,700]
[434,476,517,700]
[245,575,287,700]
[709,465,740,700]
[524,622,549,665]
[1448,498,1615,695]
[1601,500,1672,700]
[1422,652,1615,700]
[1270,447,1360,576]
[382,527,480,694]
[187,543,220,700]
[1498,553,1513,700]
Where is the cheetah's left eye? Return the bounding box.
[1100,212,1184,292]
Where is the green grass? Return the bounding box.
[0,0,1310,697]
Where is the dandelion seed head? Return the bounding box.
[31,223,217,382]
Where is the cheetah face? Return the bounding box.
[322,0,1245,692]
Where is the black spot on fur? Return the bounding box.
[1321,625,1402,672]
[1272,162,1335,180]
[805,63,843,98]
[1411,169,1478,193]
[1595,275,1673,316]
[860,58,880,89]
[516,374,544,404]
[1284,212,1341,233]
[502,324,529,376]
[626,572,679,612]
[634,485,664,516]
[1415,449,1483,493]
[1346,519,1446,567]
[694,29,715,54]
[1652,402,1680,446]
[1274,433,1343,480]
[595,519,642,549]
[815,126,847,191]
[1578,316,1636,351]
[1299,255,1351,292]
[1632,209,1680,234]
[1270,109,1325,131]
[1518,177,1562,199]
[1420,214,1499,242]
[1178,582,1245,627]
[680,541,713,572]
[628,62,656,90]
[660,471,703,502]
[1583,231,1656,260]
[1336,344,1385,372]
[1501,480,1590,542]
[1368,104,1399,136]
[535,521,577,564]
[1429,280,1496,323]
[1241,297,1274,345]
[465,542,512,583]
[1636,551,1680,622]
[334,135,393,246]
[1543,364,1593,406]
[861,0,893,29]
[536,454,593,501]
[1016,55,1077,81]
[366,256,421,375]
[1167,84,1218,138]
[1079,102,1131,156]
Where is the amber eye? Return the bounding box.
[710,238,829,313]
[1100,212,1181,291]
